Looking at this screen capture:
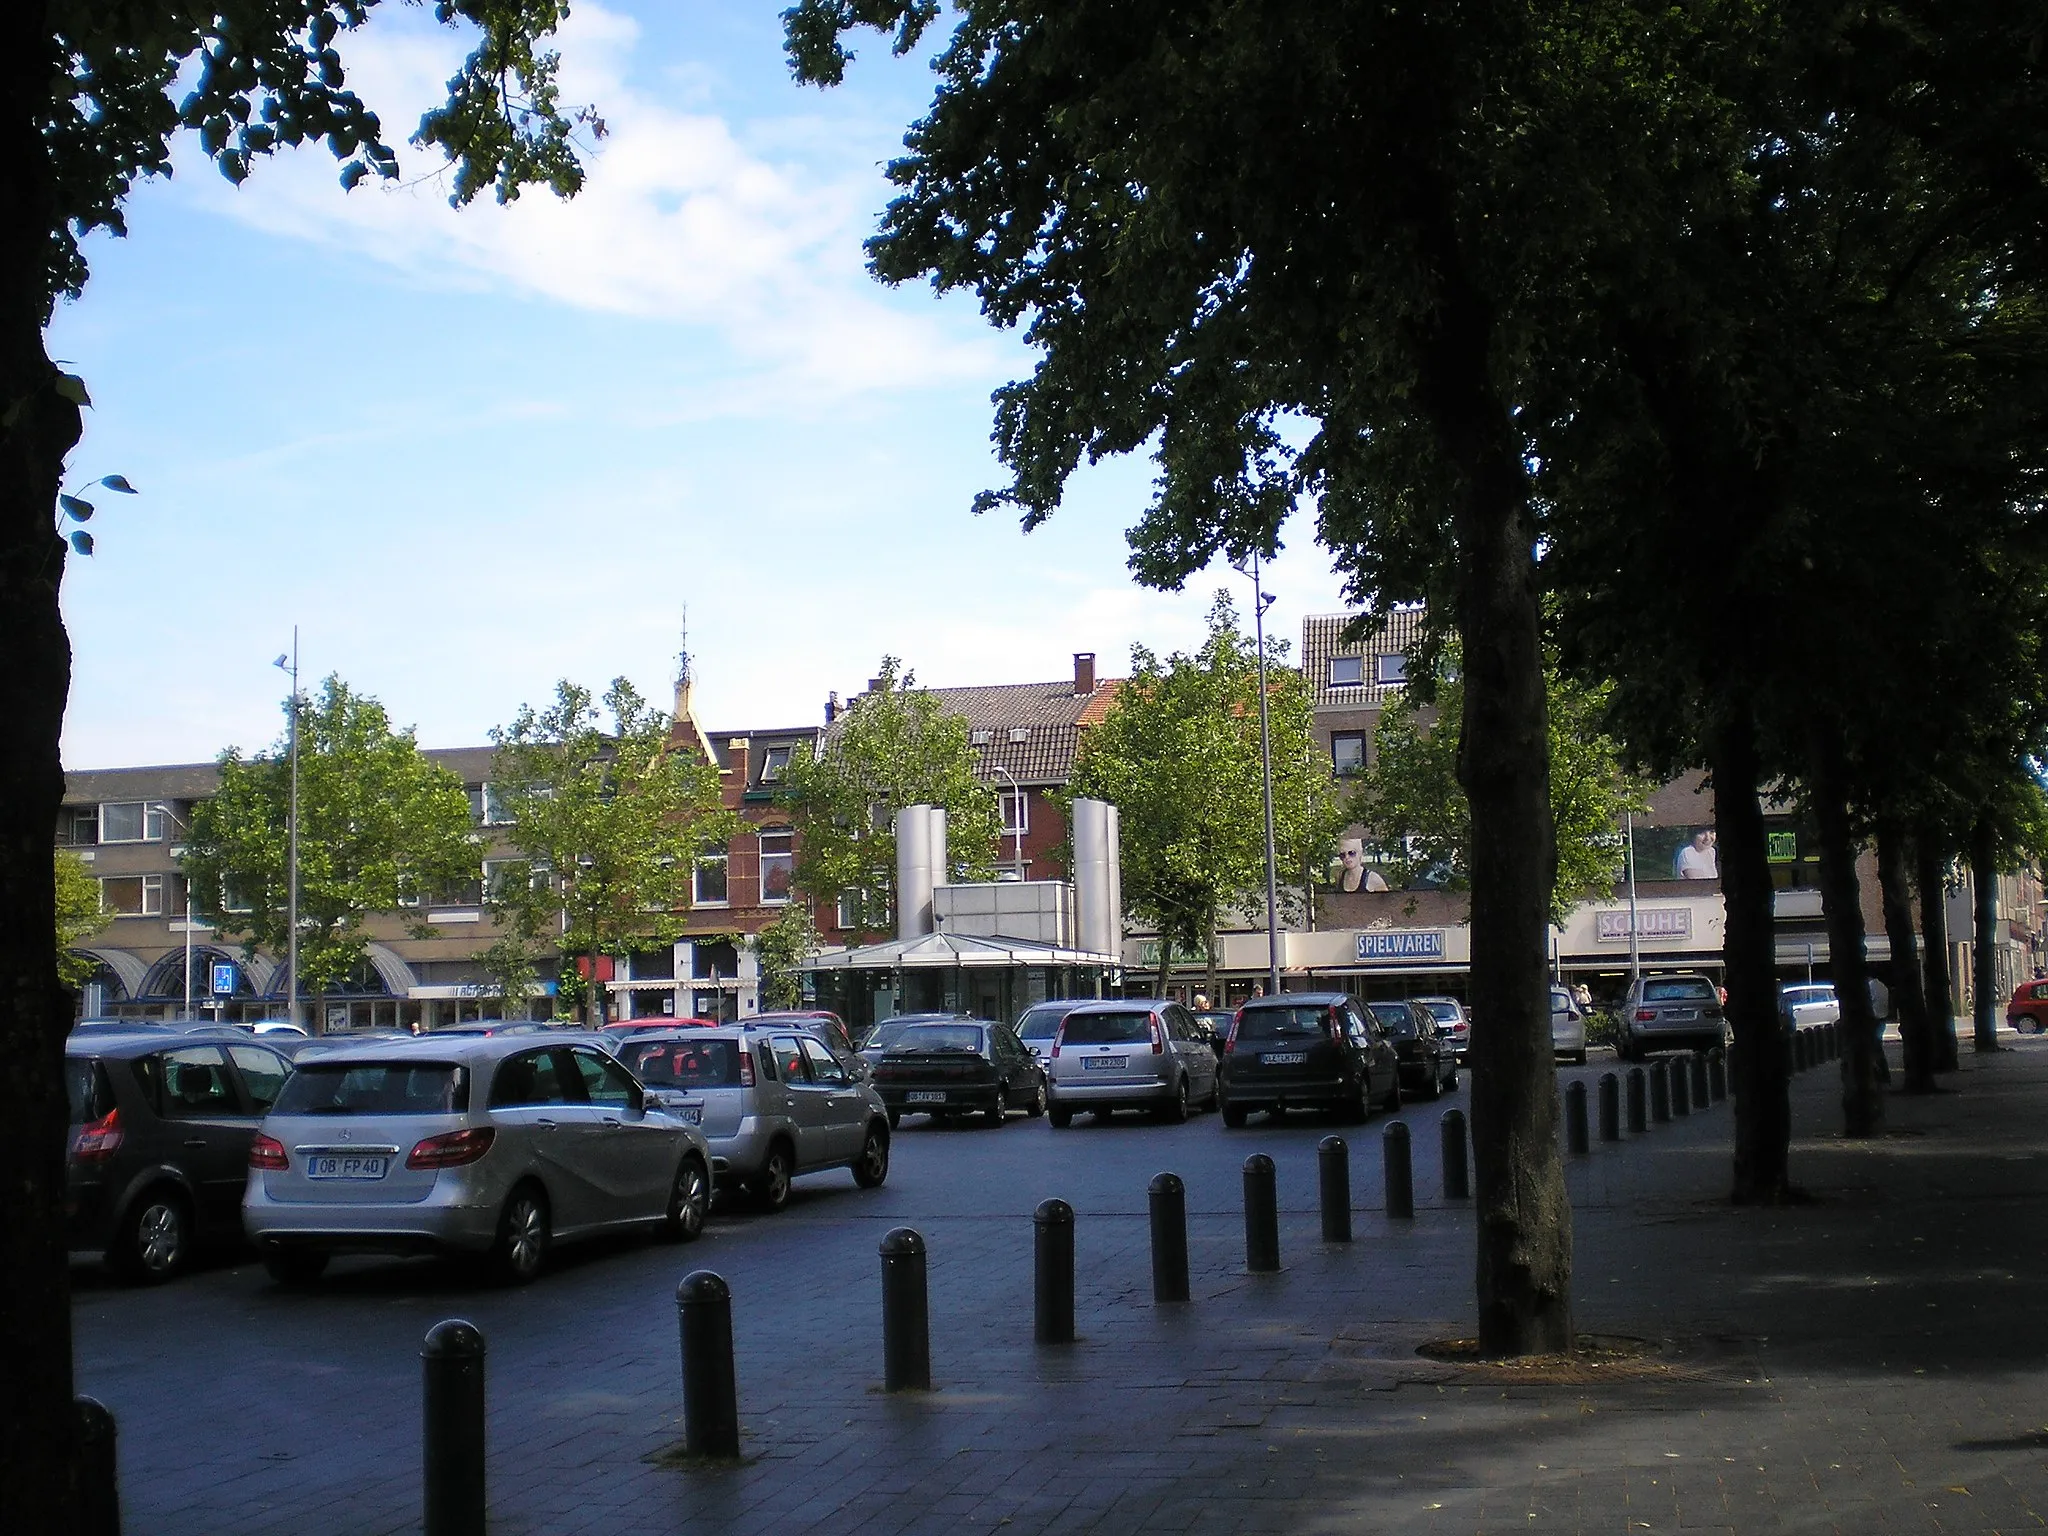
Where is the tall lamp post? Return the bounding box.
[155,802,205,1017]
[992,764,1025,876]
[1625,811,1641,992]
[274,634,301,1031]
[1241,554,1282,996]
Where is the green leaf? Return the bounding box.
[53,373,91,407]
[98,475,137,494]
[70,531,94,557]
[60,495,93,521]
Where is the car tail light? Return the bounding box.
[248,1132,288,1170]
[739,1049,756,1087]
[73,1107,123,1164]
[1150,1015,1165,1054]
[1223,1011,1241,1055]
[406,1127,496,1169]
[1051,1033,1062,1059]
[1635,1009,1656,1022]
[1327,1007,1347,1043]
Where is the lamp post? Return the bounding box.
[155,801,204,1017]
[274,634,301,1032]
[1625,811,1641,991]
[1241,553,1282,996]
[992,764,1024,877]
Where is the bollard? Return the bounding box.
[1597,1072,1621,1141]
[1708,1049,1727,1103]
[1650,1060,1672,1123]
[1149,1173,1190,1304]
[1627,1067,1648,1133]
[1242,1155,1281,1272]
[1034,1199,1077,1343]
[1829,1021,1840,1060]
[422,1319,487,1536]
[1672,1058,1691,1116]
[1793,1028,1808,1071]
[676,1272,741,1458]
[74,1395,120,1536]
[1564,1080,1589,1154]
[1318,1136,1353,1243]
[879,1228,931,1392]
[1440,1109,1470,1200]
[1690,1052,1710,1107]
[1383,1122,1415,1219]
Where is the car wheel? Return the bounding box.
[1443,1066,1459,1093]
[491,1185,551,1285]
[756,1141,795,1212]
[1091,1107,1114,1122]
[1420,1060,1443,1101]
[1221,1101,1248,1128]
[1048,1103,1073,1129]
[1159,1076,1190,1124]
[112,1187,190,1284]
[986,1086,1009,1127]
[665,1155,710,1243]
[261,1247,329,1286]
[887,1108,901,1130]
[1383,1072,1402,1111]
[1026,1077,1048,1117]
[853,1122,891,1188]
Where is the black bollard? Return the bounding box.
[879,1228,931,1392]
[1671,1058,1691,1116]
[1383,1122,1414,1219]
[676,1272,741,1458]
[1597,1072,1621,1141]
[1627,1067,1648,1133]
[1829,1021,1840,1060]
[1793,1028,1808,1071]
[1650,1060,1672,1123]
[1149,1173,1190,1304]
[1034,1198,1077,1343]
[1690,1052,1710,1107]
[1564,1080,1589,1153]
[1708,1049,1727,1103]
[74,1395,120,1536]
[1440,1109,1470,1200]
[1242,1154,1281,1272]
[422,1319,486,1536]
[1318,1136,1353,1242]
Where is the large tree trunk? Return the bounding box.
[1878,822,1935,1093]
[1808,736,1883,1136]
[1971,819,2000,1052]
[1,3,89,1524]
[1713,712,1794,1202]
[1915,831,1957,1071]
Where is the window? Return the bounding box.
[99,801,164,843]
[758,746,792,785]
[692,938,739,980]
[1007,727,1029,744]
[693,853,729,906]
[798,1036,848,1085]
[1377,653,1407,685]
[569,1049,638,1108]
[627,948,675,981]
[837,889,864,930]
[1331,733,1367,776]
[1000,789,1029,837]
[429,873,484,907]
[227,1045,290,1111]
[100,874,163,917]
[488,1050,574,1108]
[65,807,98,846]
[970,729,994,747]
[221,879,255,914]
[484,859,550,900]
[759,830,794,904]
[155,1047,235,1118]
[1329,655,1364,687]
[274,1062,470,1115]
[481,783,514,825]
[769,1036,811,1082]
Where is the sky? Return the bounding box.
[50,2,1351,770]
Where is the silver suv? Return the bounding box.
[243,1035,711,1285]
[616,1025,890,1211]
[1045,999,1219,1127]
[1617,973,1727,1059]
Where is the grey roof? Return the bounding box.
[801,930,1118,970]
[1301,607,1429,706]
[828,678,1122,788]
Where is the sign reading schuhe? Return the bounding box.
[1596,909,1693,942]
[1355,930,1447,963]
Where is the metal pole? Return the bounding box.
[879,1228,931,1391]
[1148,1173,1190,1304]
[74,1395,120,1536]
[1597,1071,1621,1140]
[676,1272,741,1457]
[421,1320,486,1536]
[1251,554,1281,995]
[1033,1199,1076,1343]
[1439,1109,1470,1199]
[994,763,1024,875]
[275,632,301,1032]
[1564,1080,1589,1153]
[1382,1122,1414,1218]
[1625,811,1641,991]
[1317,1135,1352,1243]
[1242,1153,1280,1271]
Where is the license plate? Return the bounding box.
[1665,1009,1697,1022]
[1262,1051,1307,1065]
[1083,1057,1127,1071]
[307,1154,388,1181]
[906,1090,947,1103]
[676,1104,703,1125]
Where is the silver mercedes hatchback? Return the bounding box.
[243,1035,712,1285]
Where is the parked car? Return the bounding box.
[2006,979,2048,1033]
[871,1019,1047,1125]
[1045,999,1220,1126]
[1412,997,1471,1062]
[66,1028,297,1282]
[1012,999,1095,1063]
[1192,1009,1237,1054]
[1218,992,1400,1126]
[1365,1000,1459,1098]
[1781,983,1842,1032]
[1551,987,1590,1064]
[751,1009,861,1059]
[243,1035,713,1284]
[617,1024,890,1210]
[1614,973,1725,1059]
[858,1012,976,1070]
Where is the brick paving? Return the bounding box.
[73,1033,2048,1534]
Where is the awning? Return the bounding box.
[801,931,1119,972]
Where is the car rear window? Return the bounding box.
[66,1059,104,1124]
[628,1039,742,1088]
[861,1020,917,1052]
[1015,1004,1073,1041]
[1059,1010,1153,1045]
[1235,1006,1330,1042]
[272,1062,469,1116]
[888,1024,985,1053]
[1421,1001,1461,1023]
[1368,1003,1419,1038]
[1644,979,1716,1002]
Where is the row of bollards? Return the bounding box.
[1564,1048,1735,1158]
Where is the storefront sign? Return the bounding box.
[1355,930,1446,962]
[1597,908,1692,942]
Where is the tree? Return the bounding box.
[182,677,479,1017]
[780,658,999,931]
[53,849,99,989]
[1356,646,1645,921]
[487,679,736,1025]
[754,904,821,1012]
[5,6,596,1518]
[1064,593,1342,997]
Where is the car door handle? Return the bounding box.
[535,1118,558,1130]
[602,1117,621,1127]
[183,1138,207,1149]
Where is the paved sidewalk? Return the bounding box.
[77,1038,2048,1534]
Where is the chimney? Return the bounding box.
[1073,652,1096,695]
[824,690,839,725]
[726,737,749,784]
[866,676,886,694]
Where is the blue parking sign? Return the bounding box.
[209,961,237,996]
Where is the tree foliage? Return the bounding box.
[753,903,821,1011]
[779,658,999,931]
[54,849,100,989]
[486,679,736,1012]
[180,677,478,1001]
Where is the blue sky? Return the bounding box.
[51,2,1348,768]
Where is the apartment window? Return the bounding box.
[758,747,792,785]
[1331,733,1368,776]
[694,853,729,907]
[759,830,794,905]
[221,879,255,914]
[691,939,739,981]
[65,807,98,846]
[1007,727,1029,744]
[836,890,865,930]
[1377,653,1407,685]
[1001,789,1029,837]
[481,783,514,825]
[429,873,484,907]
[970,729,994,747]
[100,874,163,917]
[99,801,164,843]
[1329,656,1364,687]
[484,858,551,900]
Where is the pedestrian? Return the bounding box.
[1193,992,1210,1011]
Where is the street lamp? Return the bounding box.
[1238,553,1282,996]
[154,801,206,1018]
[992,763,1024,876]
[274,633,301,1032]
[1624,810,1641,992]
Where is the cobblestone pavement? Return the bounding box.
[74,1033,2048,1535]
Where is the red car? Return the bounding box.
[2007,980,2048,1033]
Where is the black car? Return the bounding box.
[1219,992,1401,1126]
[65,1028,296,1281]
[871,1019,1047,1126]
[1365,1000,1459,1100]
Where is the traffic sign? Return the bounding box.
[210,961,238,996]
